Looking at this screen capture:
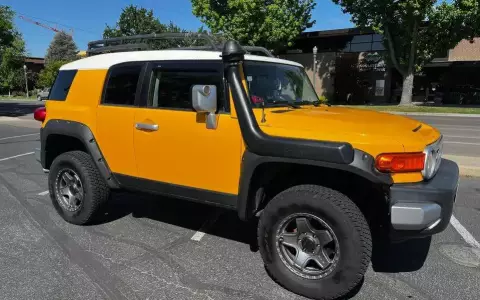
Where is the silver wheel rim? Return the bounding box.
[55,168,84,212]
[275,213,340,279]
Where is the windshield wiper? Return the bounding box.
[311,100,331,107]
[273,100,301,109]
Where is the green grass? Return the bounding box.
[343,105,480,114]
[0,95,37,101]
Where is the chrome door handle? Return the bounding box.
[135,123,159,131]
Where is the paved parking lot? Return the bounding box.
[0,108,479,300]
[412,115,480,158]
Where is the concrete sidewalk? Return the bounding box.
[0,116,40,129]
[444,154,480,177]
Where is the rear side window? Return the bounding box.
[48,70,77,101]
[103,65,142,106]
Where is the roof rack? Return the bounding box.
[87,32,274,57]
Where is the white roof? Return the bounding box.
[59,50,303,70]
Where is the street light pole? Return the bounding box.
[23,65,29,98]
[313,46,318,91]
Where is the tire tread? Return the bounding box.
[258,184,372,300]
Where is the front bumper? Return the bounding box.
[389,159,459,241]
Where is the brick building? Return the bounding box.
[281,28,480,104]
[24,56,45,89]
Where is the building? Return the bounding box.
[24,56,45,90]
[281,28,480,104]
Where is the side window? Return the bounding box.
[148,69,225,111]
[48,70,77,101]
[103,65,142,106]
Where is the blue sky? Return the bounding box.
[4,0,353,57]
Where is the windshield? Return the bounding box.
[243,61,318,108]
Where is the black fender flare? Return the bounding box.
[237,150,392,220]
[41,119,120,189]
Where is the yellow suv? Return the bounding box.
[34,37,459,300]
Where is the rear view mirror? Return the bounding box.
[192,85,218,129]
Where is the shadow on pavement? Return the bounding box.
[0,101,44,117]
[98,191,431,275]
[98,191,265,250]
[371,236,431,273]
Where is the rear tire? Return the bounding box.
[258,184,371,300]
[49,151,110,225]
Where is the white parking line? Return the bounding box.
[0,133,39,141]
[450,215,480,248]
[38,191,49,196]
[0,152,34,162]
[191,212,222,242]
[191,230,207,241]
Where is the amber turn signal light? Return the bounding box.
[375,153,425,173]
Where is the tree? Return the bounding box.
[332,0,480,105]
[0,6,16,51]
[104,5,181,38]
[45,32,78,64]
[0,6,26,95]
[37,60,67,88]
[103,5,189,49]
[191,0,316,51]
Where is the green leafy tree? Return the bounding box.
[103,5,190,49]
[0,6,16,51]
[104,5,178,38]
[45,32,78,64]
[191,0,316,51]
[333,0,480,105]
[37,60,67,88]
[0,6,26,95]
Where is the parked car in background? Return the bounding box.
[37,87,50,101]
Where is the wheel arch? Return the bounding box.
[237,150,392,222]
[41,120,119,189]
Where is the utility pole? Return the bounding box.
[23,65,29,97]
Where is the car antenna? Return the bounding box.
[261,101,266,123]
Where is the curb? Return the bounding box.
[381,111,480,117]
[459,166,480,177]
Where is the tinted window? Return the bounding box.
[351,34,373,44]
[149,69,224,111]
[103,65,142,106]
[350,42,373,52]
[372,41,385,51]
[372,34,383,42]
[48,70,77,101]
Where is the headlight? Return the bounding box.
[422,136,443,180]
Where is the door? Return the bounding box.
[96,63,145,177]
[133,61,242,196]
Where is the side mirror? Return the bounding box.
[192,85,218,129]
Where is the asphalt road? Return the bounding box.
[0,106,479,300]
[410,115,480,158]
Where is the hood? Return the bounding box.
[254,106,441,155]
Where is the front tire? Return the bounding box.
[37,96,42,101]
[258,184,371,300]
[48,151,110,225]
